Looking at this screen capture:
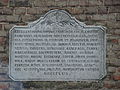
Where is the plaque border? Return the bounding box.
[9,9,106,81]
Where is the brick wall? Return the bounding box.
[0,0,120,90]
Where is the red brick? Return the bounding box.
[117,67,120,72]
[0,83,8,89]
[113,73,120,80]
[0,37,6,45]
[116,13,120,21]
[104,81,115,88]
[109,39,119,44]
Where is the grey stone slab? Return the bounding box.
[9,9,106,81]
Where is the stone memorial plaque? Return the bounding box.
[9,10,106,81]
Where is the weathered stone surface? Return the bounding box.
[9,10,106,81]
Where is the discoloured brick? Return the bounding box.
[34,0,55,7]
[88,0,104,6]
[117,67,120,72]
[79,0,89,6]
[15,7,26,15]
[6,15,21,22]
[4,24,14,31]
[112,0,120,5]
[9,0,32,7]
[116,13,120,21]
[97,6,108,14]
[66,7,85,15]
[108,6,120,13]
[108,67,116,73]
[0,37,6,45]
[36,7,50,15]
[0,16,6,22]
[0,24,2,30]
[0,30,6,36]
[67,0,79,6]
[0,0,9,6]
[0,7,13,15]
[22,15,37,22]
[104,0,113,5]
[84,6,98,14]
[104,81,115,88]
[27,7,37,15]
[0,67,8,74]
[92,14,109,21]
[115,81,120,88]
[113,73,120,80]
[106,21,120,29]
[74,14,86,21]
[55,0,67,7]
[0,46,4,52]
[109,58,120,66]
[0,83,9,89]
